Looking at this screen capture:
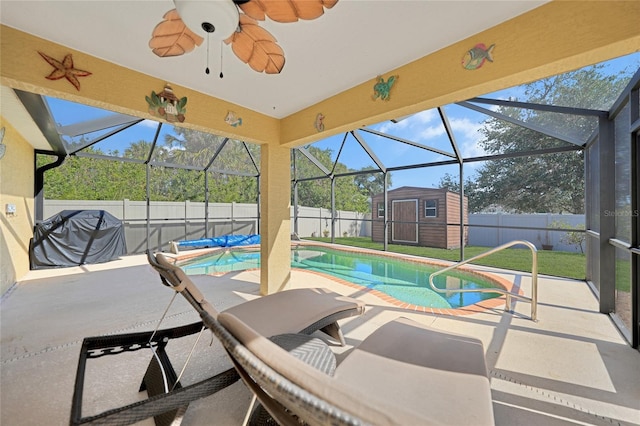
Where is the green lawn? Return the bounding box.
[615,258,632,292]
[304,237,586,280]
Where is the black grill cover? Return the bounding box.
[30,210,127,269]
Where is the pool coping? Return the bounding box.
[173,241,523,317]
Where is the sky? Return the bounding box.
[46,52,640,191]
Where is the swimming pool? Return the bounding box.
[179,245,504,309]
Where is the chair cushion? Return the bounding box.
[223,288,364,337]
[219,313,494,425]
[269,333,336,376]
[154,254,364,332]
[334,317,494,425]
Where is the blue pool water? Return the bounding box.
[179,246,502,309]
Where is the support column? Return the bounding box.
[383,172,389,251]
[599,116,616,313]
[293,180,299,237]
[256,176,261,234]
[331,177,336,244]
[459,163,465,261]
[260,144,291,295]
[204,171,209,238]
[146,163,150,252]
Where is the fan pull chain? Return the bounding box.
[205,33,211,75]
[219,41,224,79]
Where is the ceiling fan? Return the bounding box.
[149,0,338,75]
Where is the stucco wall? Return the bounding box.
[0,119,34,295]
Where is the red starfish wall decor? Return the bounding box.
[38,51,92,91]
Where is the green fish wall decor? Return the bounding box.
[462,43,495,70]
[372,75,398,101]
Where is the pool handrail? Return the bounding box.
[428,240,538,321]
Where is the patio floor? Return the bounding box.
[1,251,639,426]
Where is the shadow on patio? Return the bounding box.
[1,254,638,425]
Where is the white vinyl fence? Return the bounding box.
[43,200,371,254]
[468,213,586,253]
[42,200,585,253]
[292,205,371,239]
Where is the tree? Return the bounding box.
[354,169,392,199]
[41,129,367,212]
[158,127,259,203]
[470,64,632,213]
[39,146,147,201]
[474,131,585,213]
[293,147,371,213]
[550,220,586,253]
[438,173,484,213]
[333,169,369,213]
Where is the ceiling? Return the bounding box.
[0,0,547,119]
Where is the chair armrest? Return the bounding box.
[78,321,205,358]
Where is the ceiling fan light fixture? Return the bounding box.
[174,0,239,40]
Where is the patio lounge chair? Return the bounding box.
[208,311,495,426]
[149,253,494,425]
[150,252,494,425]
[70,252,364,425]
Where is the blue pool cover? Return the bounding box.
[175,234,260,248]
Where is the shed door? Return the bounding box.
[392,199,418,243]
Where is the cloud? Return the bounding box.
[419,125,444,140]
[359,107,500,187]
[374,109,437,134]
[447,117,487,158]
[139,119,160,128]
[376,110,445,146]
[410,109,438,124]
[449,117,481,139]
[367,107,492,166]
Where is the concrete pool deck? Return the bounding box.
[1,251,639,425]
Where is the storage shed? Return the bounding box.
[371,187,468,249]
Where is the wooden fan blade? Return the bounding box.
[226,15,285,74]
[239,0,338,23]
[149,9,204,57]
[289,0,338,20]
[237,1,267,21]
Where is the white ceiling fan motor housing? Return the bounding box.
[174,0,240,40]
